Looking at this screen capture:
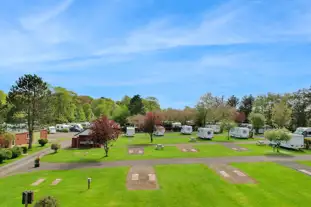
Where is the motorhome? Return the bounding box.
[294,127,311,138]
[154,126,165,136]
[56,124,70,131]
[197,128,214,139]
[126,127,135,137]
[181,125,193,135]
[205,124,221,134]
[270,133,305,150]
[48,126,56,134]
[229,127,250,139]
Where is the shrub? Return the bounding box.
[51,143,61,153]
[11,146,22,158]
[4,149,13,159]
[0,149,13,163]
[0,149,6,163]
[38,139,48,147]
[21,146,28,154]
[34,196,59,207]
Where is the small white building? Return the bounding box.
[48,126,56,134]
[172,122,182,128]
[181,125,193,135]
[229,127,250,139]
[126,127,135,137]
[154,126,165,136]
[205,124,221,134]
[197,128,214,139]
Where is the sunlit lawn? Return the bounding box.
[41,142,311,163]
[1,163,311,206]
[115,132,260,146]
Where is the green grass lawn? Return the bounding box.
[297,161,311,167]
[0,144,50,167]
[115,132,260,146]
[41,143,311,163]
[1,162,311,206]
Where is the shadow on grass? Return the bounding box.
[264,152,295,157]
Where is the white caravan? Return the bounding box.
[56,124,70,131]
[154,126,165,136]
[126,127,135,137]
[270,133,304,150]
[172,122,182,128]
[294,127,311,138]
[48,126,56,134]
[181,125,193,135]
[198,128,214,139]
[205,124,221,134]
[229,127,250,139]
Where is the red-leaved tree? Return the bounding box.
[144,112,162,143]
[235,111,246,123]
[90,116,121,157]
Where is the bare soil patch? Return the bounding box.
[126,165,159,190]
[51,178,62,185]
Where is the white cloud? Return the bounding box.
[19,0,74,30]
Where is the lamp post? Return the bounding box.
[88,178,92,190]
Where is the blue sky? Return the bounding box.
[0,0,311,108]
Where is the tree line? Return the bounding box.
[1,74,311,148]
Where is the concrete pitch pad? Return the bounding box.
[222,143,249,152]
[128,147,144,155]
[208,164,256,184]
[176,144,198,153]
[126,165,159,190]
[31,178,45,186]
[51,179,62,186]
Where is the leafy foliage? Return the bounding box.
[239,95,255,122]
[7,74,51,149]
[249,113,265,134]
[272,99,292,128]
[38,139,48,146]
[90,116,121,157]
[144,112,163,143]
[34,196,59,207]
[51,143,61,153]
[129,95,145,115]
[11,146,22,158]
[221,120,237,139]
[227,95,239,108]
[264,129,291,152]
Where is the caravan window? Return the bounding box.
[243,130,247,134]
[308,131,311,137]
[207,131,211,135]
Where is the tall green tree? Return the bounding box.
[83,103,93,121]
[227,95,239,108]
[239,95,254,122]
[272,99,292,128]
[75,104,86,122]
[7,74,51,149]
[92,98,115,118]
[112,105,130,126]
[249,112,265,134]
[129,95,145,115]
[0,90,6,105]
[143,96,161,112]
[121,95,131,106]
[195,93,217,126]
